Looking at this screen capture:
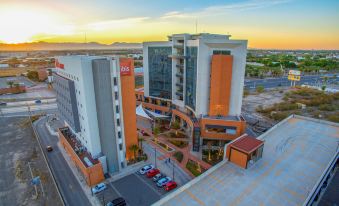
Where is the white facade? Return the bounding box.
[55,56,127,172]
[143,33,247,117]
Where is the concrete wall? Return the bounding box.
[92,59,120,173]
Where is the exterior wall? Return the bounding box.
[92,59,120,173]
[120,58,138,161]
[200,118,246,141]
[59,130,104,186]
[209,55,233,116]
[0,85,25,95]
[53,73,80,132]
[229,148,248,169]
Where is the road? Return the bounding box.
[244,74,338,89]
[0,103,57,117]
[34,116,91,206]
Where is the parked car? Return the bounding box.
[157,177,171,187]
[138,164,154,175]
[164,181,177,191]
[153,173,164,182]
[35,99,42,104]
[46,146,53,152]
[91,183,107,194]
[106,197,126,206]
[146,168,160,178]
[0,102,7,106]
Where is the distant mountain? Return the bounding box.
[0,41,142,51]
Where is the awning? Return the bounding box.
[145,109,170,119]
[136,104,152,120]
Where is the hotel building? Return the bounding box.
[53,56,137,185]
[138,33,247,152]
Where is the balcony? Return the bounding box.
[169,53,186,59]
[176,82,183,87]
[176,73,183,78]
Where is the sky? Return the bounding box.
[0,0,338,49]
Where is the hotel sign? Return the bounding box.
[55,59,64,69]
[119,58,133,76]
[288,70,301,81]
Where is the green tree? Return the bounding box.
[153,126,160,142]
[207,141,213,161]
[138,137,144,152]
[256,85,265,93]
[27,70,39,81]
[7,81,14,88]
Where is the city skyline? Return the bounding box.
[0,0,339,49]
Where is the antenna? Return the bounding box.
[195,19,198,34]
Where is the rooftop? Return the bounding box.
[231,135,264,154]
[155,115,339,206]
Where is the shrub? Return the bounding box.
[256,85,265,93]
[173,151,183,163]
[319,104,336,111]
[327,114,339,123]
[27,71,39,81]
[169,140,188,148]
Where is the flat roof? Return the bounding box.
[155,115,339,206]
[231,135,264,154]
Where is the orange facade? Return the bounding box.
[200,117,246,141]
[209,55,233,116]
[58,129,104,186]
[120,58,138,160]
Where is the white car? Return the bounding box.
[138,164,154,175]
[91,183,107,194]
[157,177,171,187]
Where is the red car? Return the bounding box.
[164,181,177,191]
[146,169,160,178]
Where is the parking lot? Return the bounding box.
[96,170,174,206]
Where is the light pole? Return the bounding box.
[154,147,157,168]
[172,158,175,181]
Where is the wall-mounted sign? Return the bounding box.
[55,59,64,69]
[119,58,133,76]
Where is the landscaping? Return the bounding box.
[256,87,339,122]
[151,139,174,152]
[186,159,206,177]
[202,150,224,166]
[165,131,188,139]
[169,140,188,148]
[173,151,183,163]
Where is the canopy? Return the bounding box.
[136,104,170,119]
[136,104,152,120]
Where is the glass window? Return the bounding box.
[185,47,198,110]
[148,47,172,99]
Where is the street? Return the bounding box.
[244,74,338,90]
[34,116,91,206]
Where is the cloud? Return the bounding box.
[161,0,293,19]
[86,17,150,31]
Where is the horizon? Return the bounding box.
[0,0,339,50]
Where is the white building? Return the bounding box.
[53,56,128,173]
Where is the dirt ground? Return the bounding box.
[0,117,62,206]
[242,89,288,135]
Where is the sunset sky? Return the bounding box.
[0,0,338,49]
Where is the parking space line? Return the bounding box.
[133,173,163,196]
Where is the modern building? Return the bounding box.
[139,33,247,152]
[155,115,339,206]
[53,56,138,184]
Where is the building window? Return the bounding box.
[116,105,119,113]
[213,50,231,55]
[119,143,123,150]
[118,131,121,139]
[113,77,118,86]
[117,119,120,126]
[121,162,124,168]
[115,91,118,99]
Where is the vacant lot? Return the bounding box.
[256,87,339,122]
[0,117,62,206]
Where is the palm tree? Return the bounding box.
[207,141,212,161]
[138,137,144,153]
[129,144,139,160]
[7,81,14,88]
